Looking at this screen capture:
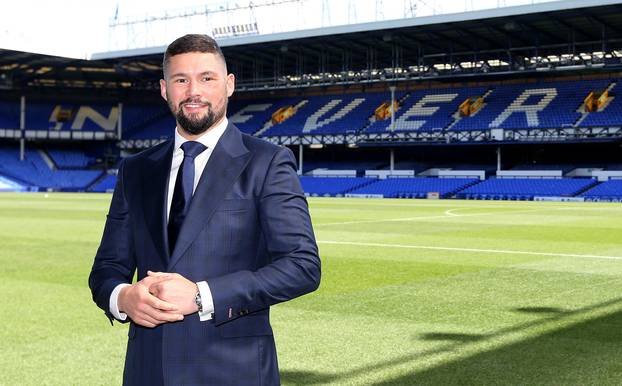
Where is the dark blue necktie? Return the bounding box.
[168,141,207,254]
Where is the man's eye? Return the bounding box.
[202,76,213,82]
[174,78,187,83]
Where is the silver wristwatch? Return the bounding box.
[194,291,203,313]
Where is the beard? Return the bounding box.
[169,96,226,136]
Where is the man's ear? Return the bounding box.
[226,74,235,98]
[160,79,167,101]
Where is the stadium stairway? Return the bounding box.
[448,179,481,198]
[573,179,600,196]
[362,92,410,133]
[0,170,35,190]
[573,81,617,127]
[302,97,366,133]
[581,179,622,200]
[0,175,25,191]
[88,173,116,192]
[446,89,494,131]
[254,99,308,137]
[38,149,56,170]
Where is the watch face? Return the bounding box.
[195,292,202,312]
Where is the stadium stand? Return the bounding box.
[89,174,117,193]
[348,177,479,198]
[27,103,120,132]
[302,161,387,174]
[105,78,622,139]
[46,148,93,168]
[365,87,488,133]
[457,178,598,200]
[510,163,580,172]
[299,176,374,196]
[0,101,19,129]
[577,81,622,127]
[1,75,621,196]
[581,179,622,201]
[122,105,176,140]
[1,1,621,200]
[229,98,302,135]
[3,78,622,142]
[0,146,102,191]
[0,175,25,192]
[460,80,611,131]
[260,93,389,136]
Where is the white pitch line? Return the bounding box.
[310,199,622,212]
[311,200,537,209]
[315,208,543,226]
[555,206,622,211]
[444,208,462,216]
[318,240,622,261]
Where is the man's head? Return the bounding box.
[160,34,235,138]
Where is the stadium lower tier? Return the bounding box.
[6,78,622,141]
[0,146,105,192]
[0,146,619,200]
[299,176,618,201]
[580,179,622,201]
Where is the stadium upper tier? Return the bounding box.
[153,78,621,138]
[1,78,621,141]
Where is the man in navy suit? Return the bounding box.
[89,34,321,385]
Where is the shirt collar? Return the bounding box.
[173,117,229,152]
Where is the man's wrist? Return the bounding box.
[194,289,203,313]
[110,283,131,321]
[117,285,131,313]
[196,281,214,321]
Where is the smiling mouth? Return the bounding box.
[180,96,209,106]
[181,103,210,115]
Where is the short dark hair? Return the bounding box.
[162,34,226,76]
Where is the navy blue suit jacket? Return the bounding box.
[89,124,321,385]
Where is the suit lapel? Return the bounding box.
[142,140,174,267]
[168,124,251,270]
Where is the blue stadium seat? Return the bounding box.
[347,177,478,198]
[581,179,622,199]
[299,176,374,196]
[461,177,597,200]
[0,146,102,190]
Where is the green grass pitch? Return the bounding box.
[1,193,622,385]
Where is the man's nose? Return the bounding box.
[186,80,200,97]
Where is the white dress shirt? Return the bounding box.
[109,118,229,322]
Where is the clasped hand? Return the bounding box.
[118,270,199,328]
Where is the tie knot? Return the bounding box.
[181,141,207,159]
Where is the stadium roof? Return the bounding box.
[3,0,622,92]
[93,0,622,59]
